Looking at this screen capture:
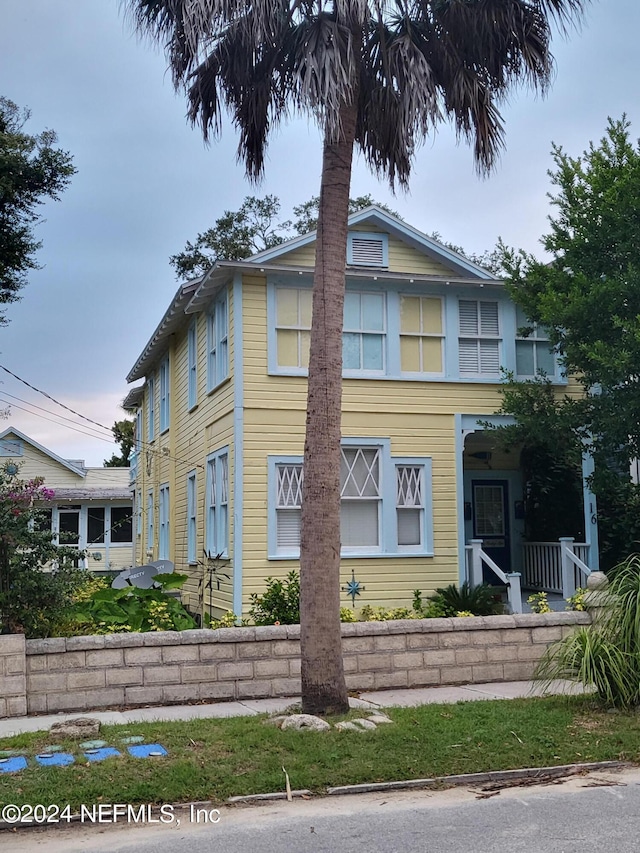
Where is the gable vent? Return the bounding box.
[349,236,386,267]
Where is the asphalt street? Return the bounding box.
[3,767,640,853]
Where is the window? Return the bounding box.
[275,463,303,554]
[0,439,22,457]
[396,465,425,549]
[458,299,501,376]
[347,232,388,267]
[187,471,197,563]
[147,376,155,441]
[207,293,229,390]
[110,507,133,544]
[58,506,81,546]
[206,450,228,556]
[343,291,385,372]
[188,320,198,409]
[159,356,170,432]
[135,408,142,453]
[400,296,444,373]
[275,287,312,369]
[159,484,170,559]
[134,490,142,536]
[147,490,154,554]
[87,507,105,544]
[269,444,433,558]
[340,446,381,548]
[515,306,555,377]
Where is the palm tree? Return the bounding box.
[125,0,585,715]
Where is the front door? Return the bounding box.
[472,480,511,577]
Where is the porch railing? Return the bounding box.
[522,539,591,596]
[466,539,522,614]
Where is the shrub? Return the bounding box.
[566,588,588,612]
[538,554,640,708]
[427,582,504,617]
[249,570,300,625]
[527,591,552,614]
[65,573,197,634]
[340,607,357,623]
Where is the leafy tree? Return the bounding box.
[126,0,585,714]
[0,468,84,637]
[170,195,286,279]
[0,97,75,324]
[497,118,640,568]
[170,193,400,279]
[104,418,135,467]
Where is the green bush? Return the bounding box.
[426,582,504,617]
[63,573,197,634]
[538,554,640,708]
[249,570,300,625]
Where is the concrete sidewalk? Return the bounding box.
[0,679,585,739]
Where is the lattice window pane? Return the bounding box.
[341,448,380,498]
[397,466,423,508]
[277,465,303,508]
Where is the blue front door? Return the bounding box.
[472,479,511,577]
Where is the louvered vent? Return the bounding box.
[350,236,386,267]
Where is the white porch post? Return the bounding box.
[582,448,600,571]
[470,539,484,588]
[560,536,576,600]
[505,572,523,614]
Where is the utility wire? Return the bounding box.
[0,367,205,471]
[1,391,115,442]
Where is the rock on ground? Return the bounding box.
[279,714,331,732]
[49,718,101,738]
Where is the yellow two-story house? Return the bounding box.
[124,207,599,620]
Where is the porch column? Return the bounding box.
[582,449,600,571]
[560,537,577,600]
[470,539,484,588]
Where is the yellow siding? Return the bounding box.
[135,286,236,619]
[271,226,456,277]
[5,437,85,488]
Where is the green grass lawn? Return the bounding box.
[1,695,638,810]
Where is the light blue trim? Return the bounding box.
[454,414,466,585]
[582,449,600,571]
[159,356,170,433]
[249,205,497,279]
[158,482,170,560]
[146,489,154,559]
[205,447,230,560]
[187,319,198,411]
[232,272,244,616]
[347,231,389,267]
[206,290,229,393]
[392,456,434,555]
[187,470,197,564]
[147,376,155,442]
[267,455,303,558]
[267,439,435,560]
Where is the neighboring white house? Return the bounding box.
[0,427,134,573]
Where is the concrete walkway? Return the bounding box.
[0,679,585,739]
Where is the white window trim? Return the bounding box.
[267,440,434,559]
[205,447,229,558]
[187,470,197,564]
[188,320,198,410]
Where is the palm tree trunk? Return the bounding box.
[300,95,358,716]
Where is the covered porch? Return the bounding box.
[455,414,599,613]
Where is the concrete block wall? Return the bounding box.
[0,634,27,718]
[15,611,592,716]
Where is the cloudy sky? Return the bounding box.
[0,0,637,465]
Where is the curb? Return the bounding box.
[325,760,629,796]
[0,761,630,831]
